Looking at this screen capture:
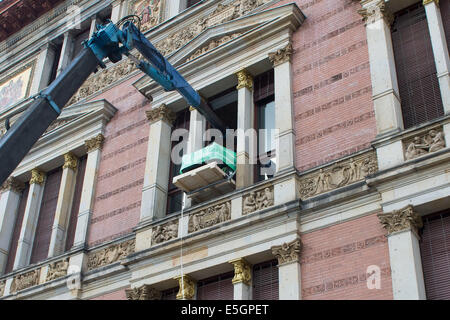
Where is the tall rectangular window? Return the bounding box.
[4,183,29,273]
[252,259,279,300]
[30,168,62,264]
[440,0,450,52]
[392,2,444,129]
[197,271,234,300]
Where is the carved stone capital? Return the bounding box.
[358,0,394,26]
[0,280,5,297]
[268,43,294,67]
[189,106,196,112]
[63,152,78,170]
[146,104,176,125]
[1,177,25,194]
[174,275,196,300]
[229,258,252,285]
[85,134,105,153]
[378,205,423,235]
[125,284,162,300]
[30,169,45,185]
[272,238,302,266]
[423,0,439,6]
[236,69,253,90]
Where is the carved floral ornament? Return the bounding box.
[151,219,179,245]
[242,186,274,215]
[11,269,40,293]
[30,168,45,185]
[357,0,394,26]
[125,284,162,300]
[174,275,196,300]
[378,205,423,235]
[189,201,231,233]
[87,239,135,271]
[268,42,294,67]
[63,152,78,170]
[68,0,271,105]
[85,134,105,153]
[229,258,252,285]
[404,128,446,161]
[0,280,5,297]
[146,104,176,125]
[271,238,302,265]
[298,151,378,200]
[0,177,25,194]
[46,258,69,282]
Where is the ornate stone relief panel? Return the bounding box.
[151,219,179,245]
[188,201,231,233]
[0,280,5,297]
[186,33,242,63]
[125,284,162,300]
[87,239,135,271]
[403,128,446,161]
[46,258,69,282]
[298,151,378,200]
[68,0,271,105]
[130,0,165,32]
[10,269,40,293]
[242,185,274,215]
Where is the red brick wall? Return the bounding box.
[300,213,393,300]
[91,289,127,300]
[86,76,150,247]
[271,0,376,172]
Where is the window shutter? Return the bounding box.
[65,156,87,251]
[4,184,29,273]
[440,0,450,53]
[391,3,444,129]
[252,259,279,300]
[254,69,274,103]
[30,168,63,264]
[197,271,234,300]
[420,209,450,300]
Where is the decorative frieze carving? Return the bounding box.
[29,168,45,185]
[404,128,446,161]
[130,0,164,32]
[0,280,5,297]
[298,151,378,200]
[87,239,135,271]
[152,219,179,245]
[242,186,274,215]
[125,284,162,300]
[229,258,252,285]
[85,134,105,153]
[174,275,196,300]
[146,104,176,125]
[46,258,69,282]
[357,0,394,26]
[271,238,302,265]
[189,201,231,233]
[0,177,25,194]
[63,152,78,170]
[378,205,423,235]
[187,33,242,63]
[67,0,269,105]
[10,269,40,293]
[268,43,294,67]
[236,69,254,90]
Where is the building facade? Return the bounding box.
[0,0,449,300]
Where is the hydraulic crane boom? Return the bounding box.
[0,17,225,186]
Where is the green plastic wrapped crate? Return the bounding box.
[180,142,236,175]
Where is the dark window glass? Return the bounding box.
[161,286,179,300]
[186,0,202,9]
[392,2,444,129]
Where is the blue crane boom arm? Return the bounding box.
[0,19,225,186]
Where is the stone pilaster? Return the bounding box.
[269,43,296,174]
[0,177,24,274]
[140,104,176,222]
[229,258,252,300]
[30,43,57,95]
[272,238,302,300]
[56,31,75,76]
[378,206,426,300]
[174,274,196,300]
[236,69,255,188]
[358,0,403,136]
[13,169,46,269]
